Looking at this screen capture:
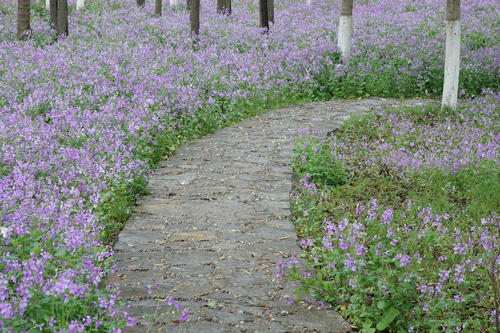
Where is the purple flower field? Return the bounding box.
[287,94,499,331]
[330,94,499,177]
[0,0,498,330]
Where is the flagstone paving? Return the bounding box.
[112,98,429,332]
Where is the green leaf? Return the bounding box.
[362,319,373,328]
[54,249,67,257]
[361,329,375,333]
[377,300,386,310]
[376,307,400,331]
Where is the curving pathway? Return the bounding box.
[112,98,429,332]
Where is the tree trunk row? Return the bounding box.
[18,0,67,40]
[18,0,460,113]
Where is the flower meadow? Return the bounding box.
[0,0,498,330]
[285,93,499,331]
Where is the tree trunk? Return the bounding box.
[217,0,230,15]
[45,0,50,11]
[267,0,274,24]
[155,0,162,15]
[338,0,353,58]
[76,0,84,10]
[56,0,68,36]
[441,0,460,109]
[259,0,268,31]
[216,0,224,14]
[17,0,31,40]
[190,0,199,36]
[137,0,145,6]
[49,0,57,29]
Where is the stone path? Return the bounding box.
[112,98,429,332]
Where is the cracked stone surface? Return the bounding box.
[112,98,429,332]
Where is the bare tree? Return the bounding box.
[338,0,353,58]
[190,0,199,36]
[441,0,460,109]
[17,0,31,40]
[259,0,268,31]
[155,0,162,16]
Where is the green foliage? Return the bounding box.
[292,137,349,188]
[8,293,123,332]
[0,221,124,331]
[0,3,9,15]
[26,102,51,120]
[98,175,149,245]
[31,1,48,19]
[85,0,124,13]
[465,30,499,51]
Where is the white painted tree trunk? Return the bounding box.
[45,0,50,11]
[441,20,460,109]
[338,0,353,59]
[170,0,182,7]
[306,0,311,6]
[76,0,85,10]
[338,15,352,58]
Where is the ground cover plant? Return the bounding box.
[0,0,498,330]
[283,93,499,331]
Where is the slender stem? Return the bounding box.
[490,240,500,333]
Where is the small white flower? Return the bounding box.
[0,227,9,238]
